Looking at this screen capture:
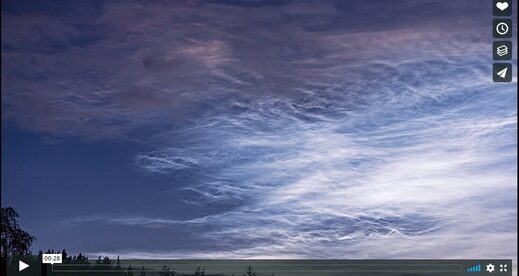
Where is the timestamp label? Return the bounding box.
[42,253,62,264]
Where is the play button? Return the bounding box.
[18,260,29,272]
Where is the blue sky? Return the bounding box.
[1,0,517,262]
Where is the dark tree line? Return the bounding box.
[1,207,273,276]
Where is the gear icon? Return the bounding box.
[486,263,495,273]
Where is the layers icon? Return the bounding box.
[496,45,508,56]
[493,41,512,60]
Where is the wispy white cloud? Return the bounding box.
[84,49,516,261]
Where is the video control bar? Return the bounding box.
[10,256,513,276]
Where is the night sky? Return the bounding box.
[1,0,517,262]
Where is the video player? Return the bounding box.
[1,0,517,275]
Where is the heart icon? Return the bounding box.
[496,2,509,11]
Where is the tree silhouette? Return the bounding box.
[243,266,256,276]
[115,255,122,270]
[1,207,36,275]
[193,266,205,276]
[102,256,112,265]
[76,253,89,264]
[159,265,176,276]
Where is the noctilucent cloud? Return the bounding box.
[1,0,517,263]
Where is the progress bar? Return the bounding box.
[43,259,513,275]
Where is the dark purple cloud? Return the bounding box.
[1,0,494,140]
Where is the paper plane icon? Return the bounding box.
[497,67,508,78]
[493,63,511,82]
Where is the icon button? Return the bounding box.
[493,63,512,82]
[486,263,495,273]
[500,264,508,272]
[494,19,512,38]
[19,260,29,272]
[494,0,512,16]
[493,41,512,60]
